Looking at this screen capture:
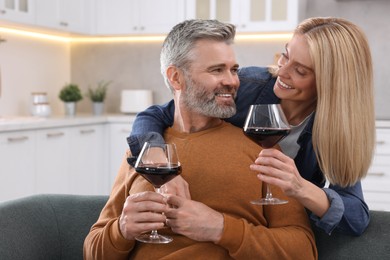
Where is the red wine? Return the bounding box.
[136,164,182,188]
[243,127,290,148]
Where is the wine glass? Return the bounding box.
[243,104,291,205]
[134,142,182,244]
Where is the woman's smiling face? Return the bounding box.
[273,34,317,104]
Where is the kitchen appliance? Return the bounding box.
[31,102,51,117]
[120,89,153,114]
[30,92,51,117]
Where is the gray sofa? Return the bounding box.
[0,194,389,260]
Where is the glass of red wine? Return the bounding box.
[243,104,291,205]
[134,142,181,244]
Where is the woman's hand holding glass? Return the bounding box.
[251,148,330,217]
[250,148,305,198]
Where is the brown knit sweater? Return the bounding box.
[84,122,317,259]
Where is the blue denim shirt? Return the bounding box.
[127,66,370,236]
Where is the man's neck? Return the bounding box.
[172,106,223,134]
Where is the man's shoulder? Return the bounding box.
[221,122,259,143]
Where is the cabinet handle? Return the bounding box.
[0,10,6,15]
[59,21,68,27]
[376,141,386,145]
[46,132,65,138]
[121,129,131,133]
[80,129,95,134]
[7,136,28,142]
[367,172,385,177]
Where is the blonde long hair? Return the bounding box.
[295,17,375,187]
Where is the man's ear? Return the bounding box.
[167,66,184,91]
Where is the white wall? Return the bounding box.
[0,32,70,117]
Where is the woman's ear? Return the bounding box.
[167,66,184,91]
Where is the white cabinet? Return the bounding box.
[237,0,300,32]
[362,125,390,211]
[35,0,93,34]
[186,0,301,32]
[108,119,134,189]
[0,116,134,202]
[136,0,185,34]
[35,128,70,194]
[95,0,185,35]
[68,124,106,195]
[95,0,132,35]
[0,130,36,202]
[0,0,34,24]
[31,124,107,196]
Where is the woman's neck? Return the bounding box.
[280,100,316,126]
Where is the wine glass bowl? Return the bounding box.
[136,163,182,188]
[134,142,181,243]
[243,104,291,205]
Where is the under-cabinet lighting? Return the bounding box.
[0,27,70,42]
[236,33,292,41]
[71,35,166,43]
[0,26,292,43]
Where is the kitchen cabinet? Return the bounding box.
[186,0,301,32]
[35,128,70,194]
[0,118,114,202]
[108,119,134,189]
[68,124,106,195]
[0,130,36,202]
[95,0,185,35]
[35,0,93,34]
[136,0,185,34]
[0,0,34,24]
[362,124,390,211]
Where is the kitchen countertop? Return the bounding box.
[0,114,136,132]
[376,120,390,128]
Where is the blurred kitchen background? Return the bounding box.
[0,0,389,118]
[1,0,390,209]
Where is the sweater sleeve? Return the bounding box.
[216,184,318,259]
[83,151,136,260]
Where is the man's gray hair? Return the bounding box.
[160,19,236,92]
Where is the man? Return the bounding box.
[84,19,317,259]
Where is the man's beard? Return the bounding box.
[181,75,237,118]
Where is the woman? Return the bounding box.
[127,17,375,236]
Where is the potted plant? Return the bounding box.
[86,80,111,115]
[59,83,83,116]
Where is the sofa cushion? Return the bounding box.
[313,210,390,259]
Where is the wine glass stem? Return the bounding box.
[150,229,159,239]
[149,186,163,238]
[265,184,273,200]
